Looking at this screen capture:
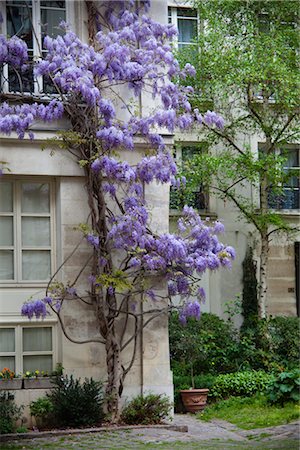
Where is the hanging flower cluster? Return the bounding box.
[0,1,233,324]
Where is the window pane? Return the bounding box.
[23,327,52,352]
[0,328,15,352]
[0,250,14,280]
[41,7,66,45]
[21,183,50,213]
[0,182,13,212]
[23,355,52,373]
[0,357,15,372]
[177,8,197,18]
[178,18,197,43]
[22,250,51,280]
[0,217,13,246]
[6,1,33,48]
[22,217,50,246]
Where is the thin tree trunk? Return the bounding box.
[258,161,270,319]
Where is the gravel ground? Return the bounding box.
[0,414,299,450]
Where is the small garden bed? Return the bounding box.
[199,394,300,429]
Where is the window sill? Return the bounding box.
[169,208,218,220]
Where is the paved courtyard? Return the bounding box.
[1,414,299,449]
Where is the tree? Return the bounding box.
[176,0,300,318]
[0,1,234,421]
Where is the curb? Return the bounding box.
[0,423,188,442]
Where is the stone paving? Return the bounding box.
[0,414,299,449]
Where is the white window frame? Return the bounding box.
[0,0,71,95]
[0,324,57,376]
[168,6,199,49]
[0,177,56,286]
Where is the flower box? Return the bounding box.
[0,378,23,390]
[23,377,53,389]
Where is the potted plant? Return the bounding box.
[170,315,209,413]
[0,368,23,390]
[29,397,54,429]
[23,370,53,389]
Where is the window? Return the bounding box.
[0,179,55,283]
[168,7,198,48]
[0,325,54,374]
[268,147,300,210]
[170,145,209,211]
[1,0,66,94]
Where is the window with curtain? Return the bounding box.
[0,326,54,375]
[0,179,55,283]
[168,7,198,48]
[268,147,300,210]
[1,0,66,94]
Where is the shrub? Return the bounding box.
[210,371,275,399]
[121,393,172,425]
[169,312,240,376]
[239,317,300,371]
[0,391,23,434]
[267,368,300,405]
[29,396,54,428]
[47,375,105,427]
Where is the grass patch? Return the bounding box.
[199,394,300,429]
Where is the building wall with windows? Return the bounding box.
[0,0,174,424]
[168,1,299,319]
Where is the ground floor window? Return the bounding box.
[0,325,55,375]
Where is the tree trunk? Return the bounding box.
[105,330,123,422]
[258,163,270,319]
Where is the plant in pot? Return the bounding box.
[0,368,23,390]
[169,312,209,413]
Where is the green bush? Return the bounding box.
[210,371,275,399]
[0,391,23,434]
[239,317,300,372]
[29,396,54,428]
[267,369,300,405]
[121,393,172,425]
[47,375,105,427]
[169,312,240,376]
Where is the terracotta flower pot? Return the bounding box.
[180,388,209,413]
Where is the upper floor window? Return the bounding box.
[1,0,66,94]
[0,178,55,283]
[268,147,300,210]
[168,7,198,48]
[170,145,209,211]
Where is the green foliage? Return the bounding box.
[30,397,54,419]
[267,369,300,405]
[240,317,300,371]
[210,371,275,400]
[169,312,240,376]
[241,247,258,328]
[120,393,172,425]
[200,393,300,429]
[47,375,105,427]
[0,391,23,434]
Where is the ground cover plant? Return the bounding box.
[200,394,300,430]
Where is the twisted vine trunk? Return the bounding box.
[85,165,126,422]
